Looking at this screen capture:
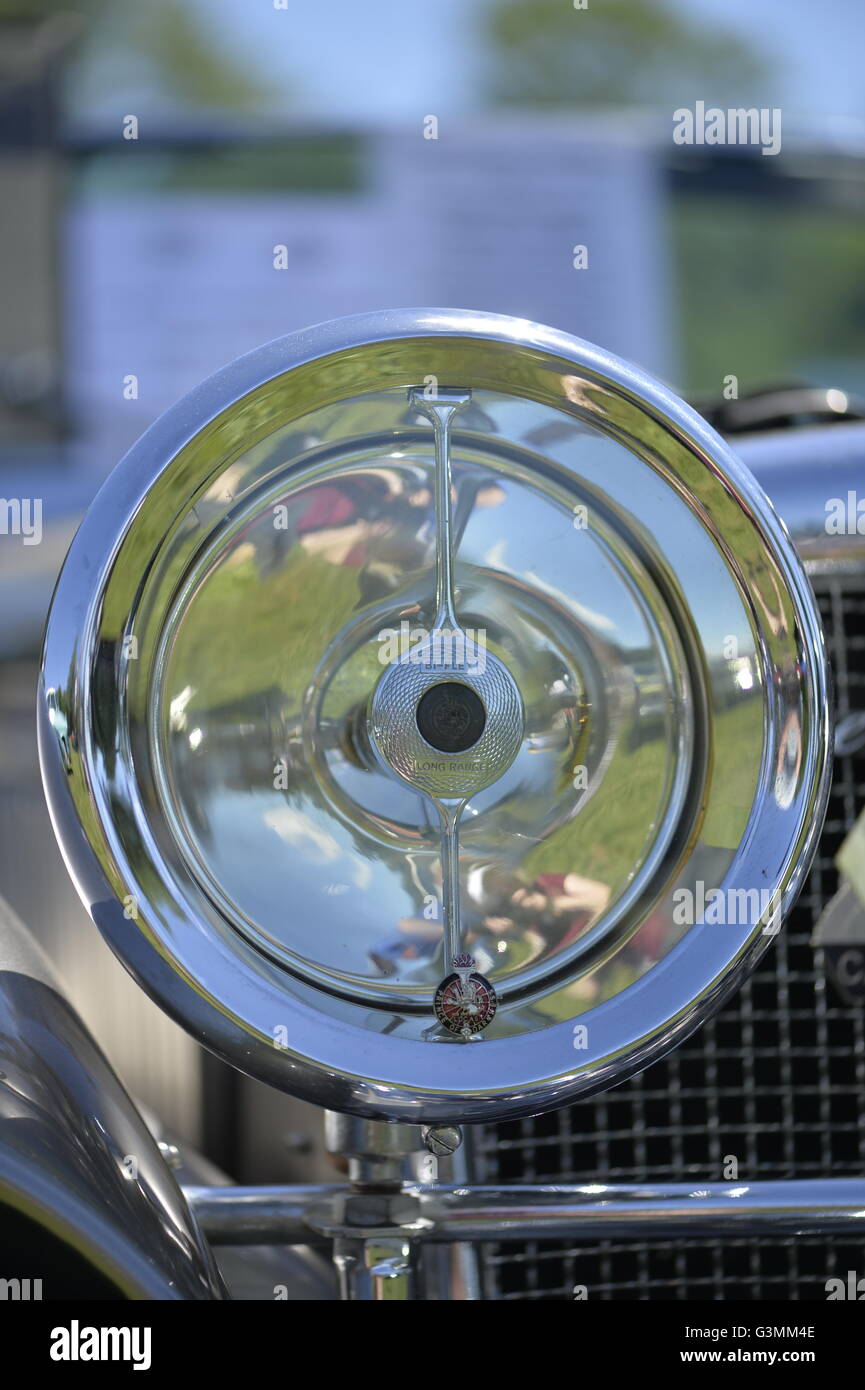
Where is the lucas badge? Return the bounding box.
[812,807,865,1006]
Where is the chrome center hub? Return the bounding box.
[369,639,524,801]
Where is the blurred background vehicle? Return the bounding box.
[1,0,863,1297]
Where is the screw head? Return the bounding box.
[421,1124,463,1157]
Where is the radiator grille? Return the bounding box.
[473,574,865,1300]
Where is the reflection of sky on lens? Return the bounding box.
[78,0,865,123]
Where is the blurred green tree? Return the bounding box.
[484,0,766,107]
[0,0,279,113]
[130,1,278,113]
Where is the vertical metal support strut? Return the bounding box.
[324,1111,466,1301]
[409,389,472,981]
[408,387,471,634]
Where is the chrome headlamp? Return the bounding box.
[39,309,832,1122]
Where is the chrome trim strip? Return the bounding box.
[186,1179,865,1245]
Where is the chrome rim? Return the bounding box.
[39,309,832,1122]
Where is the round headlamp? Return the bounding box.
[39,309,831,1122]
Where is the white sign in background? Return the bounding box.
[64,124,673,481]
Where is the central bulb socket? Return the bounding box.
[415,681,487,753]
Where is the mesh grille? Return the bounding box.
[473,573,865,1300]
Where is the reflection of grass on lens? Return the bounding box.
[522,735,669,890]
[168,549,366,713]
[524,699,763,1026]
[522,697,761,892]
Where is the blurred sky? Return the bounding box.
[152,0,865,123]
[72,0,865,127]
